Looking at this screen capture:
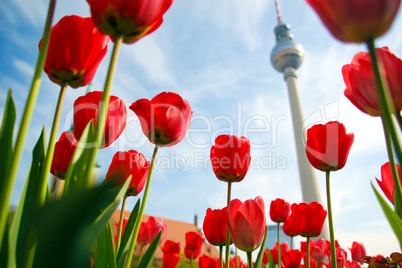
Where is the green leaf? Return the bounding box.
[138,231,162,268]
[0,88,16,192]
[372,182,402,245]
[96,222,116,268]
[116,199,140,263]
[254,226,268,268]
[267,244,275,268]
[16,127,47,268]
[33,179,130,268]
[63,120,95,195]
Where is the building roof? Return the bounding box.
[111,210,219,261]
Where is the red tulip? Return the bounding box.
[304,0,401,43]
[185,231,203,259]
[163,253,181,268]
[210,135,251,182]
[270,198,291,223]
[50,131,78,179]
[86,0,174,44]
[227,197,266,252]
[73,91,127,148]
[229,256,247,268]
[333,247,347,268]
[130,92,192,147]
[203,207,230,246]
[345,261,362,268]
[376,162,402,204]
[283,212,300,237]
[343,47,402,116]
[306,121,354,172]
[349,242,366,264]
[114,217,129,245]
[282,249,303,268]
[137,216,167,247]
[310,239,327,263]
[105,150,150,195]
[162,240,180,254]
[40,15,109,88]
[268,242,290,264]
[199,255,219,268]
[290,202,327,238]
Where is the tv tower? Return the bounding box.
[270,0,328,239]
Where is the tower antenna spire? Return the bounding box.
[274,0,283,23]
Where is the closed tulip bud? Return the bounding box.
[304,0,401,43]
[203,207,230,246]
[210,135,251,183]
[86,0,174,44]
[73,91,127,148]
[226,197,266,253]
[50,131,78,179]
[282,249,303,268]
[270,198,291,223]
[290,202,327,238]
[162,240,180,255]
[105,150,150,196]
[130,92,192,147]
[163,253,181,268]
[40,15,109,88]
[306,121,354,172]
[349,242,366,264]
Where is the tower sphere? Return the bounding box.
[270,23,304,73]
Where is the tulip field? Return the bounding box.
[0,0,402,267]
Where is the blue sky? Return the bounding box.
[1,0,402,257]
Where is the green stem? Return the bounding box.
[381,116,402,216]
[0,0,56,252]
[125,145,159,268]
[225,181,232,267]
[326,171,337,268]
[236,248,239,268]
[219,245,223,268]
[138,246,144,264]
[290,236,293,250]
[37,83,67,207]
[366,38,402,165]
[190,251,193,268]
[116,195,127,255]
[247,252,253,268]
[306,237,310,268]
[83,34,124,189]
[277,222,281,266]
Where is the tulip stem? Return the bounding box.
[125,145,159,268]
[381,116,402,216]
[247,252,253,268]
[83,33,124,189]
[116,195,127,255]
[225,181,232,267]
[277,222,281,266]
[190,251,193,268]
[306,237,310,268]
[326,170,337,268]
[290,236,293,250]
[219,245,223,268]
[0,0,56,252]
[37,82,68,207]
[366,38,402,171]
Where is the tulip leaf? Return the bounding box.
[0,88,16,190]
[116,198,140,263]
[63,120,95,195]
[138,231,162,268]
[267,244,275,268]
[33,178,130,267]
[254,226,268,268]
[372,182,402,243]
[16,127,47,268]
[96,222,116,268]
